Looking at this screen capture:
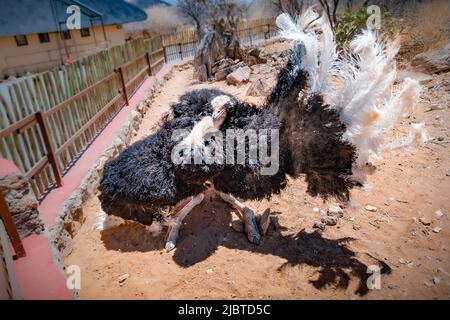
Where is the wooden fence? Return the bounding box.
[0,36,165,199]
[0,18,277,200]
[160,18,277,63]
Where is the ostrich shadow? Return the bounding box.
[100,196,391,295]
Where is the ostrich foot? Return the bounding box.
[258,208,271,236]
[165,193,205,252]
[242,207,261,245]
[217,192,261,245]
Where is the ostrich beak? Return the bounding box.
[212,106,227,120]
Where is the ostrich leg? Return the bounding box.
[217,192,261,245]
[165,193,205,252]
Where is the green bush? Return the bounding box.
[334,7,400,49]
[335,7,371,48]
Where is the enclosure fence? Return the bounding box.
[161,18,277,62]
[0,36,165,198]
[0,18,277,199]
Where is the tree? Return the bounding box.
[271,0,306,18]
[177,0,249,38]
[177,0,206,37]
[318,0,340,29]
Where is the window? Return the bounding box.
[38,33,50,43]
[80,28,90,37]
[15,35,28,46]
[60,30,71,40]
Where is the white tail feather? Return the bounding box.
[276,9,426,182]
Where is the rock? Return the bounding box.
[365,205,378,212]
[313,221,326,230]
[327,205,344,218]
[249,48,261,58]
[229,61,245,73]
[323,216,338,226]
[313,207,320,213]
[246,78,272,96]
[0,172,44,238]
[398,258,407,264]
[118,274,129,286]
[411,42,450,74]
[226,66,251,85]
[244,55,258,66]
[353,224,361,231]
[206,268,214,274]
[231,293,237,298]
[432,227,442,233]
[435,210,444,219]
[214,68,230,81]
[433,277,441,284]
[419,216,431,226]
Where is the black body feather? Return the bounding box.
[99,42,356,225]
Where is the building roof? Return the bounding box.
[128,0,171,10]
[0,0,148,37]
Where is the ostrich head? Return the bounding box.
[211,95,232,129]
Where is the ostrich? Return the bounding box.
[98,9,426,252]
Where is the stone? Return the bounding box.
[412,42,450,74]
[432,227,442,233]
[206,268,214,274]
[433,277,441,284]
[365,205,378,212]
[244,55,258,66]
[352,224,361,231]
[313,221,326,230]
[118,273,129,285]
[327,205,344,218]
[419,216,431,226]
[249,48,261,58]
[313,207,320,213]
[231,293,237,298]
[226,66,251,85]
[323,216,338,226]
[246,78,272,96]
[214,68,230,81]
[435,210,444,219]
[0,172,44,238]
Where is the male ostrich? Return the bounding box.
[98,9,426,251]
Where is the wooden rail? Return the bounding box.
[0,39,165,198]
[0,192,26,259]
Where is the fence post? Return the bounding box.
[0,191,26,259]
[145,52,152,76]
[35,111,63,187]
[163,46,168,63]
[115,67,129,106]
[179,43,183,61]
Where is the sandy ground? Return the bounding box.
[65,44,450,299]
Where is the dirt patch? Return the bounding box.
[64,44,450,299]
